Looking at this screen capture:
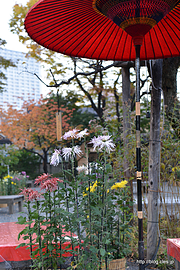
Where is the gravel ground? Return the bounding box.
[0,203,28,223]
[126,259,139,269]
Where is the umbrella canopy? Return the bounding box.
[24,0,180,61]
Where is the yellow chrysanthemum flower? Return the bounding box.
[111,180,128,190]
[71,261,77,269]
[83,180,98,196]
[4,175,13,180]
[90,180,97,193]
[172,166,180,172]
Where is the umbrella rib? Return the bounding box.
[25,1,105,33]
[163,20,180,54]
[121,34,129,60]
[89,23,117,59]
[130,38,134,60]
[26,5,97,30]
[72,18,111,57]
[143,34,148,60]
[26,1,79,18]
[106,29,124,60]
[27,12,107,54]
[30,4,117,58]
[152,27,164,58]
[148,31,156,59]
[157,23,172,57]
[165,16,180,53]
[62,20,112,58]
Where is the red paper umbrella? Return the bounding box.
[24,0,180,61]
[25,1,180,269]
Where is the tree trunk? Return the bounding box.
[43,149,48,174]
[162,57,180,137]
[122,67,133,208]
[147,59,162,263]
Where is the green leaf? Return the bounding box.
[17,216,26,224]
[31,212,39,219]
[105,239,111,245]
[23,235,30,240]
[100,248,106,257]
[16,243,26,249]
[17,227,29,240]
[48,244,55,251]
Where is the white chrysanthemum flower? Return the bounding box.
[99,135,111,141]
[61,147,73,159]
[62,146,83,159]
[76,165,88,174]
[89,136,101,146]
[50,149,61,166]
[76,128,89,139]
[89,135,115,153]
[73,145,83,157]
[101,139,116,153]
[62,129,80,140]
[89,136,103,151]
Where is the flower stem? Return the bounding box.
[27,202,33,265]
[37,200,43,270]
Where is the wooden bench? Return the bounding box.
[167,238,180,270]
[0,195,24,214]
[26,180,34,188]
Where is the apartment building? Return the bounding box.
[0,48,41,110]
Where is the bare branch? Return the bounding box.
[50,69,58,86]
[23,147,43,159]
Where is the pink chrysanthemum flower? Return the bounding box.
[20,188,32,197]
[20,188,41,201]
[28,190,42,201]
[34,173,52,185]
[40,178,63,192]
[50,149,61,166]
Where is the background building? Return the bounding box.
[0,48,41,110]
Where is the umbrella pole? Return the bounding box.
[135,44,145,270]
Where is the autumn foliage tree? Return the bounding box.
[0,97,72,173]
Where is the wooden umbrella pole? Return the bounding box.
[135,44,145,270]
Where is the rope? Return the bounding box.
[144,237,161,269]
[147,220,159,223]
[149,139,161,143]
[148,189,180,195]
